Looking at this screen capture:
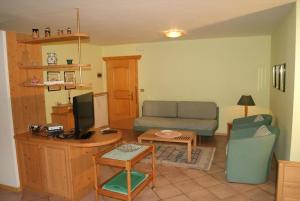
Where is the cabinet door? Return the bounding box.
[17,141,44,191]
[42,145,70,199]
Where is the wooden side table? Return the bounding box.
[227,122,233,141]
[93,144,156,201]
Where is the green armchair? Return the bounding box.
[226,125,279,184]
[232,114,272,130]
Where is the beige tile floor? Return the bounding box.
[0,135,276,201]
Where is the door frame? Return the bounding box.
[103,55,141,128]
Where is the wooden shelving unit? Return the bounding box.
[19,8,92,90]
[17,33,89,44]
[20,64,91,70]
[23,82,92,89]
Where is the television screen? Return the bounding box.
[73,92,95,139]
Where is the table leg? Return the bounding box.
[151,145,156,189]
[187,142,192,163]
[193,135,197,148]
[127,168,132,201]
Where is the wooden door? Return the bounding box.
[17,141,44,191]
[103,55,141,129]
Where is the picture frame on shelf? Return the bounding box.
[47,71,61,91]
[280,63,286,92]
[64,71,76,90]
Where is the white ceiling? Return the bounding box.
[0,0,295,45]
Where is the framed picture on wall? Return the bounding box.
[275,65,281,90]
[64,71,76,90]
[280,63,286,92]
[47,71,61,91]
[272,66,276,88]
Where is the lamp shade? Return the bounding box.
[237,95,255,106]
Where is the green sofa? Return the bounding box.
[134,101,218,136]
[232,114,272,130]
[226,125,279,184]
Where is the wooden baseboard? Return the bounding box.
[0,184,21,192]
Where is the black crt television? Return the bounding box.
[73,92,95,139]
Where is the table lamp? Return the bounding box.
[237,95,255,117]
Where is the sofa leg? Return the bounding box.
[199,135,202,145]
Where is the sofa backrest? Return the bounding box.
[177,101,217,119]
[143,101,177,118]
[142,100,218,119]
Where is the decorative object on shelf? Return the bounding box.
[47,71,61,91]
[280,64,286,92]
[57,29,61,36]
[31,76,40,84]
[47,52,57,65]
[66,59,73,64]
[64,71,76,90]
[60,29,64,35]
[67,90,72,104]
[237,95,255,117]
[32,28,39,39]
[45,27,51,38]
[67,27,72,34]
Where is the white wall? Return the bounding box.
[0,30,20,187]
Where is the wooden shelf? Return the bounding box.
[20,64,91,70]
[17,33,89,44]
[23,82,92,90]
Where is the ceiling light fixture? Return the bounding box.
[164,29,185,38]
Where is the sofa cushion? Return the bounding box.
[178,101,217,119]
[134,117,218,131]
[254,125,272,137]
[142,101,177,118]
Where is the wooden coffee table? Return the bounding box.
[137,129,197,162]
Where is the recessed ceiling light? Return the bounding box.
[164,29,185,38]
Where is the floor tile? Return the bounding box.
[50,195,67,201]
[153,184,182,199]
[0,190,21,201]
[258,181,276,195]
[21,189,48,201]
[228,182,257,192]
[210,171,226,183]
[194,175,221,188]
[163,194,191,201]
[155,175,171,187]
[208,183,237,199]
[173,179,204,194]
[182,168,207,179]
[134,187,160,201]
[164,171,191,183]
[221,194,251,201]
[186,189,219,201]
[206,164,224,174]
[243,188,274,201]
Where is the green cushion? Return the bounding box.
[102,170,148,195]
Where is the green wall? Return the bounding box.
[270,4,296,160]
[102,36,271,133]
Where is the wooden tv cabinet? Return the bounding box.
[15,129,122,201]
